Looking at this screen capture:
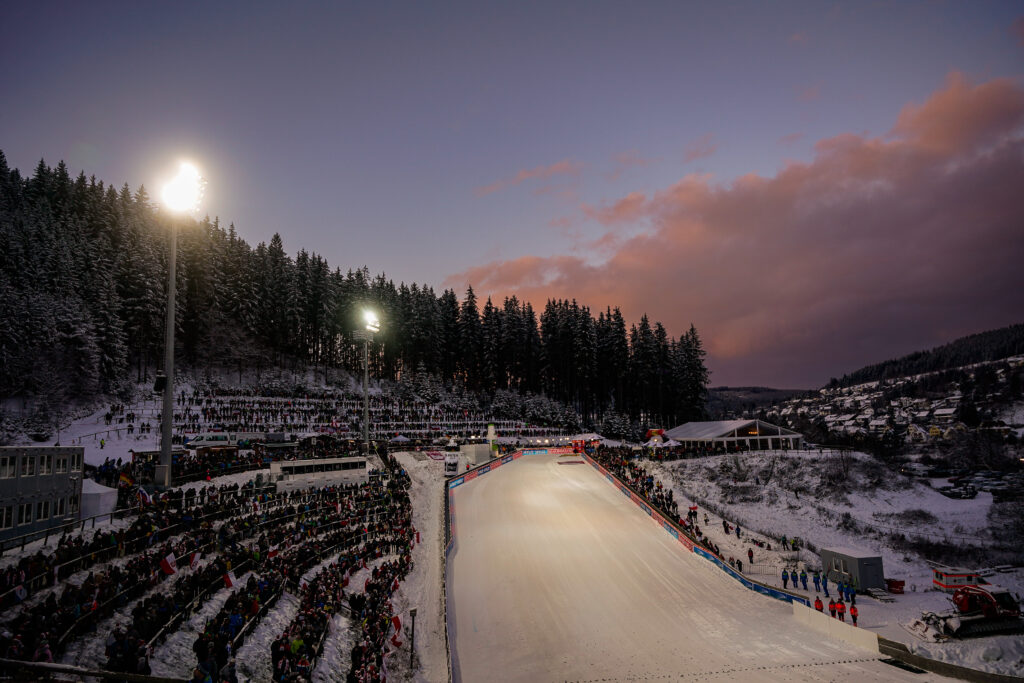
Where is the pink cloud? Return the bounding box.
[475,159,584,196]
[890,71,1024,154]
[445,73,1024,387]
[779,132,804,146]
[581,192,648,226]
[607,149,656,180]
[683,133,717,163]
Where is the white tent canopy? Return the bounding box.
[664,419,803,451]
[389,435,411,442]
[80,477,118,520]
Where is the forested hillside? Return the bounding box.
[830,323,1024,388]
[0,153,708,426]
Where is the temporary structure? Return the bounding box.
[80,477,118,521]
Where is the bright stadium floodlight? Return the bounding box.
[157,160,205,488]
[364,310,380,333]
[161,161,203,213]
[355,310,380,454]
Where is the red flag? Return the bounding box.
[390,615,403,647]
[160,553,177,575]
[223,571,236,588]
[392,578,399,592]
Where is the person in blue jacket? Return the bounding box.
[813,572,821,592]
[781,568,789,589]
[822,574,829,597]
[800,569,808,590]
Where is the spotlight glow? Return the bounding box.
[161,161,203,213]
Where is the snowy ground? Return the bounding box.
[393,452,447,683]
[149,570,254,678]
[447,453,939,682]
[646,451,1024,677]
[236,591,300,683]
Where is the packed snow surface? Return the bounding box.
[447,453,943,682]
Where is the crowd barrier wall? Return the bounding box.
[792,602,879,654]
[446,450,525,491]
[580,453,810,607]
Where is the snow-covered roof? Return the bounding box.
[665,420,800,441]
[934,407,957,417]
[822,546,881,559]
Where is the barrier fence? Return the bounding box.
[579,452,811,607]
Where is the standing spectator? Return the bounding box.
[800,569,808,591]
[813,572,821,593]
[814,596,823,612]
[836,599,846,622]
[850,604,859,627]
[747,548,754,565]
[781,569,789,589]
[828,599,837,618]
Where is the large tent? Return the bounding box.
[80,477,118,520]
[664,420,802,451]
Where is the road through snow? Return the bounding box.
[448,454,942,682]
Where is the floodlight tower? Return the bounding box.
[353,310,379,454]
[158,162,203,487]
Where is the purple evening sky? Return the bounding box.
[2,1,1023,387]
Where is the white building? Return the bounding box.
[664,420,803,451]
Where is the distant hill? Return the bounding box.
[707,386,809,419]
[830,323,1024,389]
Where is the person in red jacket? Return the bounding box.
[828,599,837,618]
[836,599,846,622]
[814,596,824,612]
[850,604,859,627]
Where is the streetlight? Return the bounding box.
[409,607,417,667]
[158,162,203,488]
[353,310,379,455]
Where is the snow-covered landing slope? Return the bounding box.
[448,453,945,682]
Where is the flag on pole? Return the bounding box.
[160,553,177,575]
[223,571,236,588]
[137,487,152,506]
[390,615,402,647]
[189,552,201,571]
[119,472,135,486]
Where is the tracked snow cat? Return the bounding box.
[921,585,1024,638]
